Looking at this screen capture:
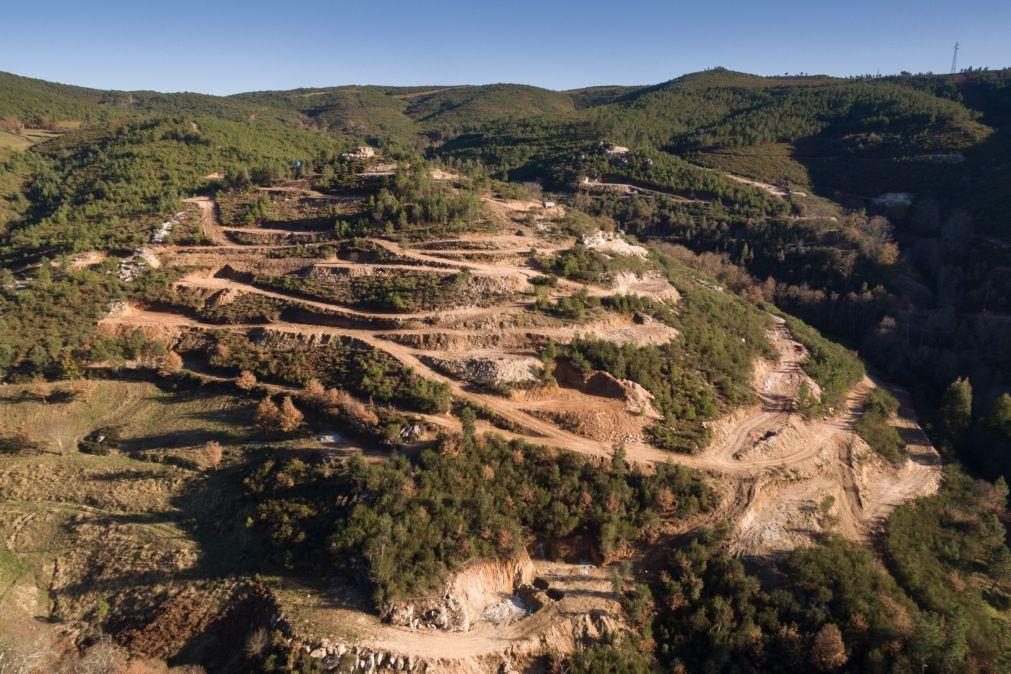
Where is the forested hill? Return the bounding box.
[0,70,301,127]
[3,65,1011,481]
[2,64,1011,672]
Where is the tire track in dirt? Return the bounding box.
[182,196,228,246]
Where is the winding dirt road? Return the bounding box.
[100,191,942,666]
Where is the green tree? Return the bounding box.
[986,394,1011,440]
[795,380,817,417]
[27,344,51,375]
[540,339,558,385]
[567,642,656,674]
[459,406,477,446]
[939,377,973,441]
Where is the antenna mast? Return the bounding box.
[950,42,959,74]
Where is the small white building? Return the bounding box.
[341,146,376,160]
[605,145,631,156]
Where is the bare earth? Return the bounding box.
[96,188,942,667]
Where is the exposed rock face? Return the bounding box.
[384,551,535,632]
[427,355,540,387]
[294,599,625,674]
[610,271,681,303]
[581,231,648,258]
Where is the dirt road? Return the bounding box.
[183,196,228,246]
[103,193,942,666]
[581,177,704,203]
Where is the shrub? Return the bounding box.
[199,440,224,469]
[157,350,184,377]
[854,390,906,463]
[235,370,257,391]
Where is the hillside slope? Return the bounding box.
[0,67,1009,673]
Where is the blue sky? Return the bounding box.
[3,0,1009,94]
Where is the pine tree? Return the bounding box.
[278,396,304,433]
[540,339,558,385]
[235,370,257,391]
[157,351,183,377]
[57,348,81,380]
[459,406,477,450]
[986,394,1011,439]
[939,377,972,441]
[255,396,281,431]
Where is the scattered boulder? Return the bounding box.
[581,231,647,258]
[427,355,540,388]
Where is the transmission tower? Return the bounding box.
[950,42,959,74]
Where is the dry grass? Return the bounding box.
[0,379,255,455]
[0,379,262,650]
[0,129,61,160]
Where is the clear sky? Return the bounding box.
[3,0,1009,94]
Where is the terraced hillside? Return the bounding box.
[0,68,1009,673]
[2,156,952,671]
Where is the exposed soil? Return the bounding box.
[88,191,943,669]
[183,196,228,245]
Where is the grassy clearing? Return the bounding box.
[688,143,812,188]
[0,542,27,593]
[0,410,258,645]
[0,452,184,514]
[0,129,61,159]
[0,379,255,455]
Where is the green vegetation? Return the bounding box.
[171,288,290,324]
[3,116,341,260]
[649,488,1011,673]
[582,147,785,217]
[207,331,450,414]
[688,142,811,187]
[781,312,865,412]
[2,65,1011,672]
[217,189,348,230]
[0,260,175,380]
[253,267,483,313]
[938,377,973,442]
[232,83,579,146]
[565,258,773,453]
[541,243,652,283]
[533,287,599,321]
[0,542,27,591]
[883,470,1011,666]
[246,439,713,605]
[356,164,485,237]
[567,338,715,452]
[566,642,656,674]
[854,388,906,462]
